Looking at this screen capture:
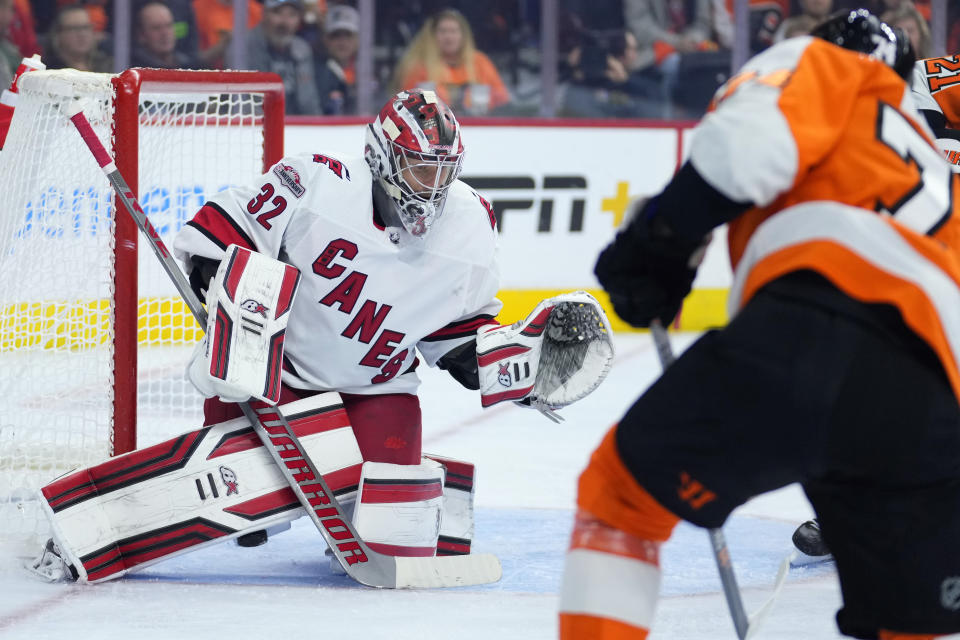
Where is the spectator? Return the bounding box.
[712,0,789,55]
[775,0,832,43]
[126,0,200,62]
[10,0,38,57]
[393,8,510,116]
[623,0,725,118]
[43,5,112,72]
[780,12,819,38]
[624,0,715,69]
[882,4,931,59]
[562,29,665,118]
[248,0,321,115]
[316,3,360,115]
[0,0,20,87]
[131,2,203,69]
[30,0,56,35]
[192,0,262,69]
[880,0,930,21]
[951,3,960,58]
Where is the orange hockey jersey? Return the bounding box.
[912,55,960,127]
[692,36,960,401]
[910,55,960,169]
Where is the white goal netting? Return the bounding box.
[0,69,280,547]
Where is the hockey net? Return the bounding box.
[0,69,284,546]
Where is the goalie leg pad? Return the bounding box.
[189,244,302,404]
[477,291,614,410]
[37,392,361,583]
[425,454,476,556]
[352,459,445,557]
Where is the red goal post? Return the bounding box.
[110,69,285,455]
[0,68,284,543]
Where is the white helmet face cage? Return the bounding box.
[386,141,463,235]
[365,90,464,237]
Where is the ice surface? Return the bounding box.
[0,333,845,639]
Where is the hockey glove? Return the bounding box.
[476,292,614,420]
[594,197,710,328]
[187,245,301,404]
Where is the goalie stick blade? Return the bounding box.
[341,549,502,589]
[744,552,793,640]
[392,553,502,589]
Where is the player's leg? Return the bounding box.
[803,319,960,638]
[208,389,450,560]
[560,283,864,638]
[202,386,324,547]
[204,389,423,464]
[560,428,680,639]
[339,392,449,557]
[339,392,422,464]
[32,392,361,582]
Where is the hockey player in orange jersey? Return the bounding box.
[560,9,960,639]
[911,53,960,171]
[794,47,960,563]
[794,48,960,562]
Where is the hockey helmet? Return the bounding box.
[364,89,464,238]
[810,9,915,80]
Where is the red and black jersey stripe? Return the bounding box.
[421,314,498,343]
[186,202,257,252]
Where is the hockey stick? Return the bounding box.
[66,104,501,589]
[650,320,790,639]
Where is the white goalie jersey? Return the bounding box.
[174,152,502,396]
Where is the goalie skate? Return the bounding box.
[26,538,78,583]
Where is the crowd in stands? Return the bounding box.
[0,0,956,119]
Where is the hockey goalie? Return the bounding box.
[31,89,614,584]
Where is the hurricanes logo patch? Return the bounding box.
[220,466,239,496]
[497,363,511,387]
[273,163,306,198]
[941,577,960,611]
[240,299,269,317]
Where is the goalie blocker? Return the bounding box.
[477,291,614,417]
[188,244,301,405]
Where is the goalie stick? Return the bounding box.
[66,104,501,589]
[650,321,791,639]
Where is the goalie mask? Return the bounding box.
[365,89,464,238]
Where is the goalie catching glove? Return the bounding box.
[188,244,301,404]
[476,291,614,415]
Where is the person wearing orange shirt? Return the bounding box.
[560,10,960,639]
[393,9,509,116]
[192,0,261,68]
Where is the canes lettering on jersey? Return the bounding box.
[174,152,502,397]
[308,238,410,384]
